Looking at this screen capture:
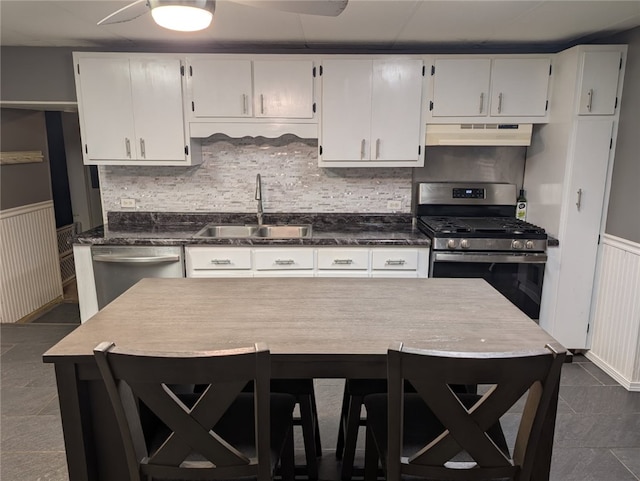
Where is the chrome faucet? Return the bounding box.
[255,174,263,227]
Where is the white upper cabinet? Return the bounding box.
[370,60,425,163]
[489,58,551,117]
[76,57,135,162]
[253,60,315,118]
[188,57,315,120]
[430,58,491,117]
[577,51,623,115]
[320,59,372,162]
[320,58,425,167]
[74,54,190,166]
[190,59,253,117]
[428,56,552,123]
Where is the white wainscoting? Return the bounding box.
[0,201,63,323]
[587,234,640,391]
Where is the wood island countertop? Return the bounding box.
[44,277,559,377]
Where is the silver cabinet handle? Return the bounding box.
[140,138,145,158]
[576,188,583,211]
[385,259,406,266]
[242,94,248,115]
[260,94,264,115]
[125,138,131,158]
[498,92,503,114]
[93,254,180,264]
[479,92,484,113]
[375,139,381,159]
[275,259,295,265]
[586,89,593,112]
[360,139,366,160]
[211,259,231,265]
[332,259,353,265]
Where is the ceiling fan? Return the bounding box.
[98,0,349,32]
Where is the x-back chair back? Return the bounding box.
[381,341,566,481]
[94,341,285,481]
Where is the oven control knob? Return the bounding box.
[512,240,524,250]
[447,239,458,249]
[460,239,470,249]
[526,240,535,249]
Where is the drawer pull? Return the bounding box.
[210,259,232,265]
[275,259,295,266]
[333,259,354,265]
[385,259,406,266]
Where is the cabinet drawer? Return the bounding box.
[254,249,314,271]
[187,247,252,271]
[317,248,369,270]
[371,249,418,270]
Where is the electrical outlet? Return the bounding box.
[120,198,136,208]
[387,200,402,211]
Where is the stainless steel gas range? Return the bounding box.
[416,182,548,320]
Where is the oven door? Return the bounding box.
[430,252,547,320]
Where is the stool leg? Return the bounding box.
[299,395,319,480]
[336,383,350,459]
[310,388,322,457]
[364,425,380,481]
[340,394,364,481]
[280,425,296,481]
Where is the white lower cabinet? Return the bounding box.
[371,248,428,278]
[253,248,315,277]
[186,247,252,277]
[185,246,429,278]
[316,248,370,277]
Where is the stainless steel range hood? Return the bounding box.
[425,123,533,146]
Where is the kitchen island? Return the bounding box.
[44,277,563,481]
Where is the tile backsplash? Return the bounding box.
[99,135,412,223]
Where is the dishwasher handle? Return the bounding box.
[92,254,181,264]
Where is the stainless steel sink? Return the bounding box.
[195,225,259,238]
[257,225,312,238]
[194,224,312,239]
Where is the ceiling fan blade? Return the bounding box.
[97,0,150,25]
[232,0,348,17]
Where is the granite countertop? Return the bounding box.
[73,212,431,247]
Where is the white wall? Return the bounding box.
[600,27,640,243]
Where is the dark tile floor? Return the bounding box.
[2,319,639,481]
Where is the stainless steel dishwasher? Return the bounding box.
[91,245,184,309]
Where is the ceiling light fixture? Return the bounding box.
[149,0,215,32]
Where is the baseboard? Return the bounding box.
[15,296,64,324]
[585,351,639,392]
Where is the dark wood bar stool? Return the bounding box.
[94,341,297,481]
[272,379,323,480]
[363,342,566,481]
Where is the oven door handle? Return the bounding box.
[432,252,548,264]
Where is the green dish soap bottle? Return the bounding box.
[516,189,527,221]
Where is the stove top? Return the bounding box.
[418,216,547,238]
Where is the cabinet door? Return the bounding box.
[431,58,491,117]
[554,119,614,348]
[578,51,622,115]
[490,58,550,117]
[76,57,135,161]
[190,59,253,117]
[370,59,424,161]
[321,59,373,161]
[253,60,314,118]
[130,58,186,161]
